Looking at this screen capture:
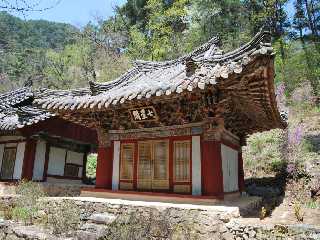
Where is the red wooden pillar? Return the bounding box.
[95,143,113,189]
[82,152,88,183]
[201,140,224,198]
[238,150,245,192]
[21,139,37,180]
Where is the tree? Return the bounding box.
[188,0,251,51]
[0,0,61,13]
[125,0,189,61]
[292,0,320,97]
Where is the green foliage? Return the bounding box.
[12,206,35,224]
[0,11,77,92]
[13,180,46,224]
[188,0,251,50]
[0,11,76,50]
[105,211,198,240]
[86,154,97,179]
[1,0,320,100]
[127,0,189,60]
[305,199,320,209]
[15,179,46,200]
[243,129,285,177]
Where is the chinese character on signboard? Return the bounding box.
[130,107,157,122]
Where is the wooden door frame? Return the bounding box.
[136,140,169,191]
[151,139,169,190]
[0,146,17,180]
[137,140,153,190]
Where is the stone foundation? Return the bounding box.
[0,196,318,239]
[41,183,93,197]
[226,219,320,240]
[0,182,94,197]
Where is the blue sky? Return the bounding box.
[11,0,295,27]
[12,0,127,27]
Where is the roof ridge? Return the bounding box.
[133,36,220,69]
[87,36,220,95]
[203,30,272,64]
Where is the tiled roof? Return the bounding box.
[35,30,273,111]
[0,87,54,131]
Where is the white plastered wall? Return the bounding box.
[221,144,239,193]
[13,142,26,179]
[112,141,120,190]
[47,147,66,176]
[32,140,47,181]
[192,136,202,195]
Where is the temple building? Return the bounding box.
[36,30,286,197]
[0,82,97,183]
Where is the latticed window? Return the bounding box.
[174,141,191,182]
[1,147,17,179]
[153,141,169,180]
[120,144,134,180]
[138,142,152,180]
[64,164,79,177]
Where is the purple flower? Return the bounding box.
[276,83,286,98]
[289,124,303,146]
[286,164,296,174]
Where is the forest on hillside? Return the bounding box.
[0,1,319,234]
[0,0,319,101]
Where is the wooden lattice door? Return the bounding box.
[1,147,16,180]
[137,140,169,191]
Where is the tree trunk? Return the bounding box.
[299,24,320,100]
[304,0,317,34]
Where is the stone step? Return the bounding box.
[76,230,104,240]
[87,213,116,225]
[80,223,108,235]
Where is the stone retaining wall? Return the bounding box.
[44,197,240,240]
[226,220,320,240]
[0,196,319,240]
[0,183,93,197]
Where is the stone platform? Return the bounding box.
[80,189,262,216]
[0,181,94,197]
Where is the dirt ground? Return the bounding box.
[238,203,320,227]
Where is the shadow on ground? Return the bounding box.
[242,174,287,218]
[305,133,320,153]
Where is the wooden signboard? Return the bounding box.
[129,106,157,122]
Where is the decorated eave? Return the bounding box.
[0,86,54,131]
[35,30,286,138]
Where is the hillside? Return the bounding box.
[0,12,78,92]
[243,86,320,225]
[0,1,319,238]
[0,11,77,50]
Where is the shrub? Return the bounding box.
[105,211,198,240]
[13,180,46,224]
[12,207,33,224]
[243,129,285,177]
[45,200,81,235]
[86,154,97,179]
[293,202,304,222]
